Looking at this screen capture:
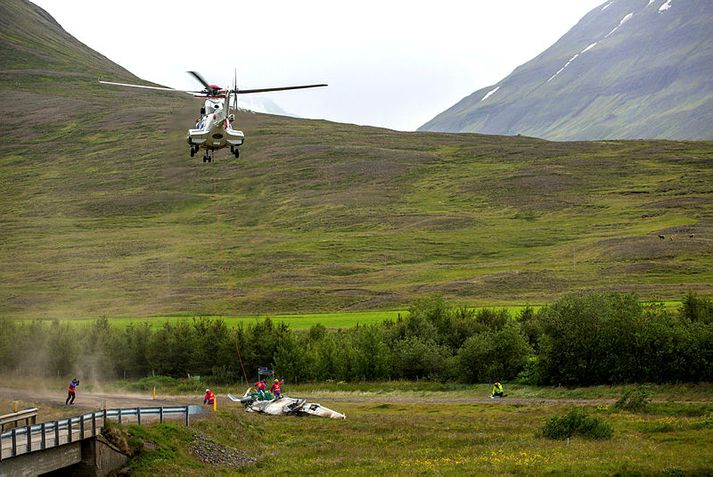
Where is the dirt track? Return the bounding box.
[0,386,616,413]
[0,386,188,410]
[2,386,708,414]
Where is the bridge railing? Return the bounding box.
[0,408,38,432]
[0,406,189,461]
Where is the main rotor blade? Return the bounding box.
[187,71,211,89]
[99,80,198,94]
[235,83,328,94]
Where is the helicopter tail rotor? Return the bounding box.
[231,68,239,113]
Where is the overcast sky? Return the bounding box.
[32,0,605,131]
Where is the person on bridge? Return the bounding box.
[203,388,215,405]
[490,382,505,399]
[65,378,79,405]
[271,378,284,399]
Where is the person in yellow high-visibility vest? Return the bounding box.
[490,382,504,399]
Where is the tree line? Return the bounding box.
[0,292,711,386]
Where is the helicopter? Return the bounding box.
[100,71,327,162]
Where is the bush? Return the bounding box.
[615,386,653,413]
[541,408,613,440]
[694,414,713,429]
[458,321,531,383]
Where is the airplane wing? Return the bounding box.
[236,84,328,94]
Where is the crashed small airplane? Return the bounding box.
[227,390,346,419]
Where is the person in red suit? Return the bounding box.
[66,378,79,405]
[271,378,284,399]
[203,388,215,405]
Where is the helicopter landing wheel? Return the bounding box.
[234,148,240,159]
[190,147,195,157]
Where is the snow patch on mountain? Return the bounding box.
[548,54,579,82]
[606,12,634,37]
[659,0,672,12]
[581,42,598,54]
[647,0,655,5]
[601,2,614,11]
[481,86,500,102]
[546,9,637,84]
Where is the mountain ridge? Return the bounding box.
[420,0,713,140]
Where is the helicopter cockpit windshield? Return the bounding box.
[204,99,221,115]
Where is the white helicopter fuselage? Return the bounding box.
[187,97,244,152]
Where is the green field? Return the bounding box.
[4,381,713,476]
[50,305,546,329]
[2,0,713,322]
[92,385,713,475]
[25,300,683,331]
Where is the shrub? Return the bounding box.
[615,386,653,413]
[681,291,713,324]
[541,408,613,440]
[458,321,531,383]
[694,414,713,429]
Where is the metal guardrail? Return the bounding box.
[0,406,189,461]
[0,408,38,432]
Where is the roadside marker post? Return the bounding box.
[213,397,217,412]
[152,385,156,400]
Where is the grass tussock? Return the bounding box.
[540,408,614,440]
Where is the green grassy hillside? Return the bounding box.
[1,0,712,319]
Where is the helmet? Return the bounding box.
[72,378,78,383]
[206,388,210,392]
[274,379,279,383]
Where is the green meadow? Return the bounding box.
[5,381,713,476]
[125,390,713,476]
[28,301,682,330]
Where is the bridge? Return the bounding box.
[0,406,191,477]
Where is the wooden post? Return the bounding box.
[137,408,141,425]
[54,420,59,446]
[159,407,164,424]
[41,423,46,449]
[67,418,72,443]
[80,415,85,439]
[26,425,31,452]
[11,428,17,457]
[152,385,156,400]
[12,401,17,413]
